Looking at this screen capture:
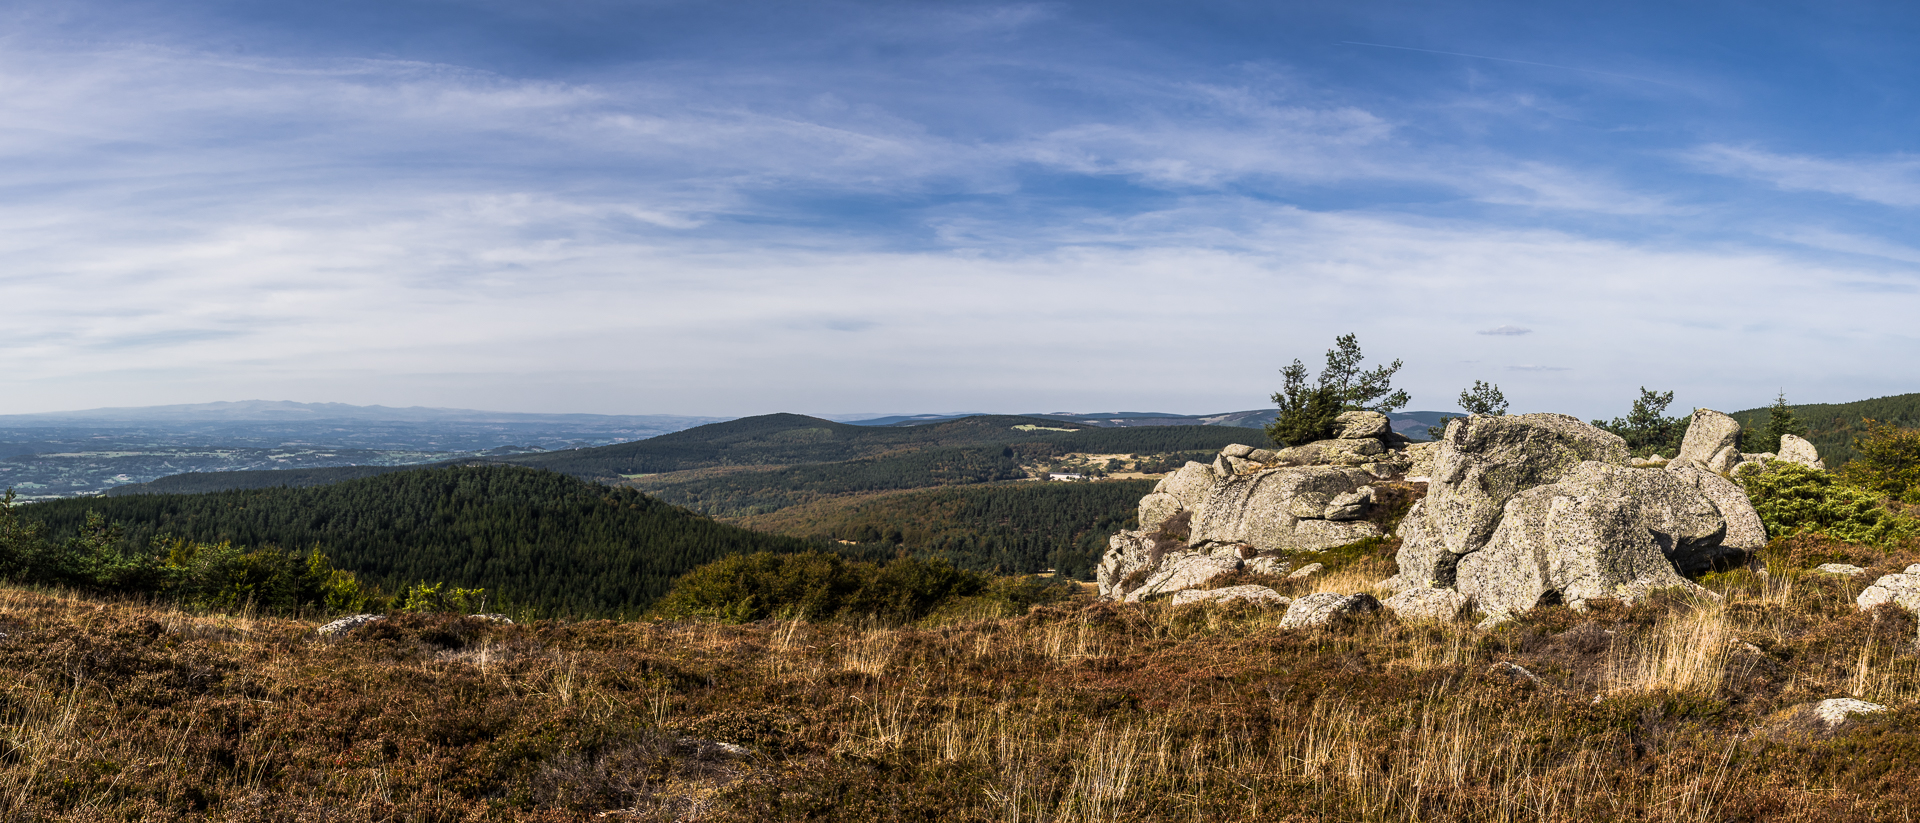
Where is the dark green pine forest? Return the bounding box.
[23,465,822,617]
[30,414,1268,615]
[769,481,1154,581]
[1731,392,1920,466]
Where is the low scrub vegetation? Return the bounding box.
[1740,419,1920,547]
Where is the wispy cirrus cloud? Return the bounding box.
[1691,144,1920,207]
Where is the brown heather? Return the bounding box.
[7,540,1920,821]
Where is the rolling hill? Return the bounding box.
[21,465,821,617]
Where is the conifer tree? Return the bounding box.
[1267,334,1408,447]
[1764,390,1809,447]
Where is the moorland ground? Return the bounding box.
[6,531,1920,822]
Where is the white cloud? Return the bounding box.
[1692,144,1920,207]
[3,181,1915,418]
[1478,325,1532,336]
[0,28,1912,418]
[1775,227,1920,265]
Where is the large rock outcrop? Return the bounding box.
[1189,465,1382,550]
[1099,415,1417,601]
[1420,413,1633,558]
[1450,462,1713,614]
[1390,411,1766,614]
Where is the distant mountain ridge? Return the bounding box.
[848,409,1458,440]
[0,400,723,427]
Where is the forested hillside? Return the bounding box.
[629,445,1030,517]
[505,413,1086,477]
[625,425,1252,519]
[1731,392,1920,466]
[505,413,1262,480]
[737,480,1155,580]
[22,465,820,616]
[105,462,454,496]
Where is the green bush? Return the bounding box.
[652,551,1069,624]
[1740,461,1918,547]
[398,581,489,614]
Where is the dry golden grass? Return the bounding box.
[4,552,1920,821]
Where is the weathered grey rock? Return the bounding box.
[1707,444,1742,475]
[1905,564,1920,575]
[1812,698,1887,728]
[1383,587,1470,622]
[1454,461,1718,614]
[1273,438,1386,467]
[1475,611,1514,632]
[1279,592,1380,629]
[1858,573,1920,613]
[677,738,753,760]
[1665,461,1769,555]
[1215,453,1260,476]
[1096,530,1155,599]
[1421,414,1632,558]
[1779,434,1825,470]
[1124,554,1242,602]
[1404,441,1441,480]
[1246,448,1279,464]
[1170,585,1290,607]
[1137,492,1182,533]
[1760,698,1890,741]
[317,614,386,636]
[1335,410,1391,439]
[1245,556,1292,576]
[1288,491,1333,519]
[469,613,513,623]
[1324,486,1374,521]
[1385,501,1451,591]
[1155,462,1215,514]
[1203,542,1250,559]
[1487,661,1539,685]
[1286,562,1325,580]
[1188,466,1381,552]
[1392,412,1763,612]
[1359,461,1406,479]
[1679,409,1742,465]
[1816,563,1868,576]
[1222,443,1256,459]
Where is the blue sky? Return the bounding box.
[3,0,1917,419]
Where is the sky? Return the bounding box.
[3,0,1918,420]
